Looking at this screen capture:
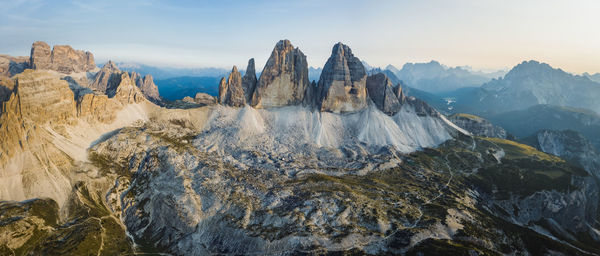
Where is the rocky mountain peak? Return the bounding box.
[251,40,309,108]
[274,39,294,52]
[506,60,554,77]
[90,61,122,94]
[317,42,368,113]
[242,58,257,103]
[104,60,119,71]
[366,73,402,115]
[29,41,95,74]
[218,66,246,107]
[131,72,161,104]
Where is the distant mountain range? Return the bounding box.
[584,72,600,83]
[112,62,229,79]
[467,60,600,115]
[385,60,505,93]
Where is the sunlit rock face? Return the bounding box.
[218,66,246,107]
[130,71,162,104]
[317,42,368,113]
[29,41,95,74]
[251,40,309,108]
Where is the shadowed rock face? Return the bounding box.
[91,61,121,94]
[218,66,246,107]
[29,41,95,73]
[0,55,29,77]
[242,58,257,103]
[366,73,402,115]
[317,42,368,113]
[251,40,309,108]
[91,61,160,104]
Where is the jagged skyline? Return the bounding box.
[1,0,599,74]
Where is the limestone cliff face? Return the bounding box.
[366,73,402,115]
[0,70,77,203]
[5,70,76,124]
[242,58,257,103]
[251,40,309,108]
[218,66,246,107]
[317,43,368,113]
[29,41,95,74]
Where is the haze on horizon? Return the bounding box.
[1,0,599,74]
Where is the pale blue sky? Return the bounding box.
[1,0,599,73]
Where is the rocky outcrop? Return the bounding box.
[90,61,121,94]
[76,93,114,123]
[89,61,151,105]
[5,70,76,124]
[130,71,161,104]
[110,72,145,104]
[251,40,309,108]
[242,58,257,103]
[0,55,28,77]
[317,43,368,113]
[218,66,246,107]
[183,92,216,105]
[406,97,439,117]
[366,73,402,115]
[449,113,507,138]
[29,41,95,74]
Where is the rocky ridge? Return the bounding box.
[0,55,28,77]
[449,113,507,139]
[183,92,216,105]
[2,40,600,255]
[30,41,95,74]
[526,129,600,178]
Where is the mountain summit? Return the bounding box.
[476,60,600,114]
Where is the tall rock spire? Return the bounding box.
[317,42,368,113]
[218,66,246,107]
[251,40,309,108]
[242,58,257,103]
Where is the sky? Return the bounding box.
[1,0,599,74]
